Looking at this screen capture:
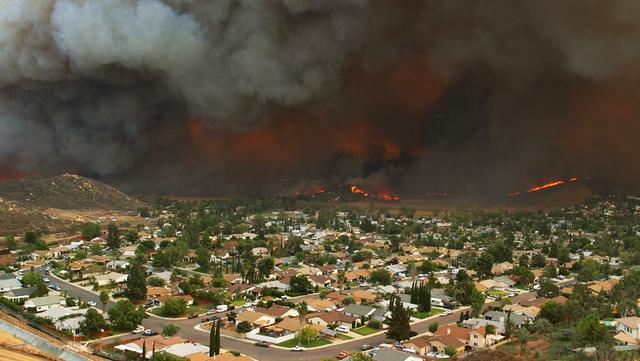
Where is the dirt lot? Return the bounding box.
[0,329,57,361]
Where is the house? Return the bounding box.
[236,310,275,328]
[431,288,455,308]
[426,334,466,355]
[307,311,357,329]
[615,317,640,344]
[372,348,423,361]
[491,262,514,275]
[3,287,36,303]
[254,304,298,319]
[493,276,516,288]
[343,304,376,318]
[162,343,209,359]
[24,295,65,312]
[308,275,333,289]
[157,294,194,306]
[94,272,128,287]
[258,280,290,292]
[484,311,530,327]
[115,335,187,358]
[0,277,22,293]
[404,336,432,355]
[39,306,90,336]
[107,260,130,270]
[305,299,336,312]
[147,286,171,298]
[462,318,505,334]
[350,290,377,304]
[502,304,540,319]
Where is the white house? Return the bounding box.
[616,317,640,343]
[0,277,23,293]
[24,295,65,312]
[94,272,128,287]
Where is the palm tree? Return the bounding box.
[296,301,309,345]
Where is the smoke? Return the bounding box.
[1,0,639,196]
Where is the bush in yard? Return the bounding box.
[162,324,180,337]
[236,321,253,333]
[429,322,439,333]
[367,320,382,330]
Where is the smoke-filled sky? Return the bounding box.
[1,0,639,196]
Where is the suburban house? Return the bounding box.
[24,295,65,312]
[94,272,128,287]
[343,304,376,319]
[615,317,640,344]
[307,311,358,329]
[0,276,22,293]
[254,304,298,319]
[39,306,90,336]
[484,310,530,327]
[236,310,275,328]
[3,287,36,303]
[372,348,423,361]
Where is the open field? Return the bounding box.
[0,329,58,361]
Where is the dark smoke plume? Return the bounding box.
[1,0,639,196]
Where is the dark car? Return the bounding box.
[409,331,418,337]
[255,341,270,348]
[188,314,199,319]
[361,344,373,351]
[143,329,158,336]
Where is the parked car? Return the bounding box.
[132,326,145,334]
[43,277,50,282]
[188,313,199,319]
[440,310,452,316]
[336,351,351,359]
[291,346,306,352]
[216,304,229,313]
[336,325,349,333]
[87,301,97,307]
[361,344,373,351]
[255,341,270,348]
[143,329,158,336]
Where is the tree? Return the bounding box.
[516,328,529,352]
[298,326,320,344]
[23,272,48,296]
[474,253,494,279]
[196,247,210,269]
[529,318,552,336]
[209,319,220,356]
[542,264,557,278]
[161,297,187,317]
[24,231,39,244]
[5,235,17,251]
[531,253,546,268]
[108,300,145,331]
[80,223,101,240]
[343,297,355,306]
[539,301,567,325]
[575,315,609,347]
[257,257,275,279]
[148,276,166,287]
[162,324,180,337]
[486,324,496,335]
[289,275,313,294]
[429,322,439,333]
[99,291,109,311]
[79,308,106,337]
[386,294,411,342]
[369,269,392,285]
[537,279,560,298]
[106,223,120,250]
[236,321,253,333]
[125,259,147,302]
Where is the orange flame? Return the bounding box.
[526,180,566,193]
[508,177,582,196]
[351,185,400,201]
[294,186,327,196]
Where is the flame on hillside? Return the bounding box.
[351,185,399,201]
[508,177,581,196]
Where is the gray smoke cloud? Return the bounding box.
[1,0,639,195]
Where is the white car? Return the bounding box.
[132,326,145,334]
[43,277,50,282]
[291,346,306,352]
[88,301,97,307]
[336,325,349,333]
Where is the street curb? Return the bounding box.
[145,312,188,321]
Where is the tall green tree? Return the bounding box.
[108,300,145,331]
[209,319,220,356]
[79,308,106,337]
[106,223,120,250]
[386,294,411,342]
[125,258,147,302]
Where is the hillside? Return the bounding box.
[0,174,144,211]
[0,174,146,234]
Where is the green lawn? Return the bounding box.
[231,300,246,307]
[412,308,443,319]
[487,290,507,297]
[278,338,332,348]
[352,327,378,336]
[335,333,353,341]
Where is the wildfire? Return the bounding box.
[508,177,582,196]
[350,185,399,201]
[294,186,327,196]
